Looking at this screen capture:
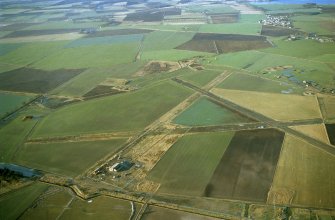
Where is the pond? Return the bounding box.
[0,163,41,178]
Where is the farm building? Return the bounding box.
[109,161,133,172]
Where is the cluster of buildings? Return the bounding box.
[259,15,292,28]
[287,33,334,43]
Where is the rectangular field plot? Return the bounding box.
[205,129,284,202]
[173,97,253,126]
[2,29,81,38]
[0,183,48,220]
[176,33,271,54]
[142,206,220,220]
[325,124,335,145]
[20,187,73,219]
[178,68,221,87]
[211,88,322,121]
[0,67,83,93]
[84,28,153,38]
[15,139,126,177]
[269,135,335,208]
[60,196,140,220]
[31,81,192,137]
[65,34,143,48]
[32,43,140,70]
[148,132,234,196]
[218,73,304,95]
[0,92,36,117]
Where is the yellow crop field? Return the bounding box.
[211,88,322,121]
[290,124,330,144]
[268,135,335,209]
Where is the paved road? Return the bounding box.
[172,77,335,156]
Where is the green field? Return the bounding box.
[211,50,335,89]
[142,31,195,51]
[292,14,335,35]
[32,81,192,137]
[173,97,252,126]
[0,41,66,68]
[65,34,143,48]
[15,139,126,177]
[50,61,146,97]
[178,68,221,87]
[0,183,48,220]
[252,4,321,14]
[218,72,304,94]
[0,117,38,162]
[260,39,335,59]
[148,131,234,196]
[60,196,138,220]
[20,187,73,219]
[198,23,262,35]
[185,4,237,13]
[142,205,219,220]
[0,92,36,117]
[24,21,105,30]
[0,43,24,56]
[209,50,265,69]
[141,49,213,62]
[32,42,140,70]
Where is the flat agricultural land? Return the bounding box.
[148,131,234,196]
[142,31,195,51]
[50,61,145,97]
[173,97,253,126]
[178,68,221,87]
[60,196,140,220]
[1,29,81,38]
[65,34,143,48]
[211,88,322,121]
[15,139,126,177]
[31,81,193,137]
[211,48,335,90]
[260,25,302,37]
[319,96,335,121]
[0,67,83,93]
[0,116,39,162]
[0,41,66,68]
[177,33,271,54]
[290,124,330,144]
[269,134,335,209]
[31,43,140,70]
[84,28,153,38]
[0,183,48,220]
[217,72,304,94]
[0,92,36,117]
[205,129,284,202]
[198,23,262,35]
[0,43,24,56]
[20,187,73,219]
[209,13,240,24]
[325,124,335,145]
[142,205,220,220]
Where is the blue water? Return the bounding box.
[252,0,335,4]
[0,163,41,177]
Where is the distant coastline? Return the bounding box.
[250,0,334,4]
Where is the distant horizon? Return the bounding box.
[251,0,335,4]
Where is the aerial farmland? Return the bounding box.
[1,0,335,219]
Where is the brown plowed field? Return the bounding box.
[204,128,284,202]
[176,33,271,54]
[0,67,83,93]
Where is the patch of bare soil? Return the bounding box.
[267,188,295,205]
[134,61,181,76]
[264,65,293,72]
